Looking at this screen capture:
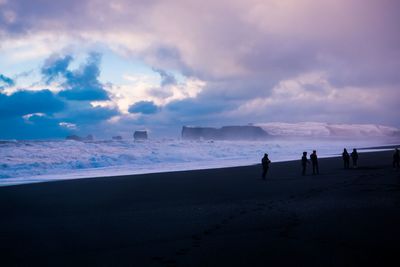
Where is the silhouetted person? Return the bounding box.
[393,148,400,170]
[301,152,309,176]
[261,153,271,180]
[310,150,319,175]
[342,148,350,169]
[351,148,358,168]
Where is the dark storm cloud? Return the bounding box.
[41,53,110,101]
[0,51,121,139]
[0,89,69,139]
[0,89,65,118]
[0,74,15,89]
[2,0,400,132]
[0,0,156,35]
[0,0,89,34]
[0,90,119,139]
[64,104,119,124]
[41,54,73,83]
[152,68,177,86]
[0,116,69,139]
[166,97,233,117]
[128,101,159,114]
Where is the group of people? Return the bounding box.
[261,148,400,180]
[301,150,320,176]
[394,148,400,169]
[341,148,359,169]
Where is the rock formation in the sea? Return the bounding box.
[66,135,81,141]
[112,136,123,140]
[66,134,94,141]
[133,131,148,141]
[181,125,269,140]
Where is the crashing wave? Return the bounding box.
[256,122,400,138]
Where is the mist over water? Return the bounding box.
[0,137,396,186]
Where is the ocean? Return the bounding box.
[0,137,395,186]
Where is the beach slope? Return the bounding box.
[1,150,399,266]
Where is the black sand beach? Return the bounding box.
[1,150,399,266]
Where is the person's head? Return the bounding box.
[303,151,307,156]
[353,148,357,152]
[344,148,347,152]
[313,150,316,154]
[264,153,268,157]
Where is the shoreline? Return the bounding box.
[1,149,399,266]
[1,144,399,187]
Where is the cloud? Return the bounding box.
[128,100,159,114]
[0,74,15,89]
[1,0,400,138]
[225,73,400,126]
[152,68,177,86]
[41,54,73,83]
[2,0,400,86]
[0,94,120,139]
[165,97,235,126]
[41,52,110,101]
[64,104,119,124]
[0,89,65,118]
[0,115,70,139]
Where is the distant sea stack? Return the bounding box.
[134,131,148,141]
[66,134,94,141]
[181,126,269,140]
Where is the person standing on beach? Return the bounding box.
[342,148,350,169]
[351,149,358,168]
[301,152,309,176]
[393,148,400,170]
[261,153,271,180]
[310,150,319,175]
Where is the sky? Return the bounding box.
[0,0,399,139]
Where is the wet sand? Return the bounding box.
[1,150,399,266]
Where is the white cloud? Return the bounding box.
[1,0,399,137]
[225,72,395,125]
[59,122,77,130]
[107,73,206,114]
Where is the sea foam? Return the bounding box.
[0,138,395,186]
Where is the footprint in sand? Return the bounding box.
[257,203,267,208]
[192,241,201,248]
[176,248,190,256]
[203,229,212,235]
[163,259,177,267]
[252,207,263,212]
[191,234,202,241]
[152,256,164,261]
[214,224,222,229]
